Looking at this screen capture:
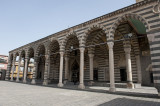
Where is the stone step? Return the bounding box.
[92,82,127,88]
[65,81,127,88]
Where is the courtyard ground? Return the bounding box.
[0,81,160,106]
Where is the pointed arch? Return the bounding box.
[62,32,80,49]
[35,44,46,56]
[84,24,107,44]
[27,47,34,58]
[107,13,150,40]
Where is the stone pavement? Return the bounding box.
[0,81,160,106]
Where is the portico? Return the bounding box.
[5,0,160,96]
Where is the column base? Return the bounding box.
[31,79,36,84]
[58,83,64,87]
[10,78,13,81]
[109,87,116,92]
[43,80,48,86]
[5,78,9,81]
[16,79,19,82]
[88,81,94,86]
[23,80,27,83]
[134,83,141,88]
[127,82,134,89]
[78,84,85,89]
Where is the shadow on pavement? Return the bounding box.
[98,98,160,106]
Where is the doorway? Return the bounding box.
[37,57,45,79]
[94,68,98,81]
[71,60,79,82]
[150,72,153,83]
[120,69,127,82]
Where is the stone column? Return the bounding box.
[64,55,69,84]
[16,56,22,82]
[43,54,49,85]
[78,47,85,89]
[11,55,16,81]
[88,53,94,85]
[107,41,116,92]
[5,54,12,80]
[135,55,142,84]
[31,56,38,84]
[47,57,51,83]
[58,52,64,87]
[124,42,134,89]
[23,56,29,83]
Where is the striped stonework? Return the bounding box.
[7,0,160,96]
[148,30,160,93]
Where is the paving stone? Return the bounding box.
[0,81,160,106]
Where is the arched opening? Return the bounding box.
[71,60,79,84]
[65,34,80,83]
[37,45,45,81]
[110,14,152,88]
[86,27,108,82]
[49,40,60,82]
[27,48,34,81]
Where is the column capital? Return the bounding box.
[88,53,94,58]
[60,51,64,57]
[45,54,49,59]
[124,47,131,54]
[107,41,114,49]
[79,41,85,48]
[79,47,85,52]
[88,47,95,55]
[59,45,65,52]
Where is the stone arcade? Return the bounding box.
[5,0,160,96]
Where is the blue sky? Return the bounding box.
[0,0,135,55]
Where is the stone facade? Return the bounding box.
[5,0,160,96]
